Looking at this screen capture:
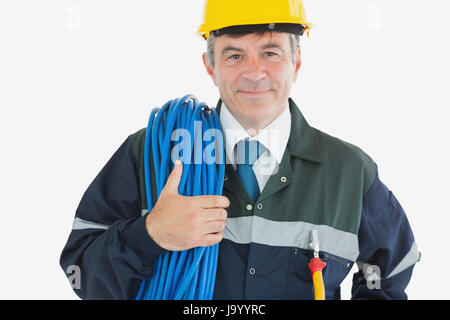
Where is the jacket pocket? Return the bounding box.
[285,247,314,299]
[320,252,353,299]
[286,247,353,300]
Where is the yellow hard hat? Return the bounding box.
[198,0,313,40]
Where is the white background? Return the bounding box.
[0,0,449,299]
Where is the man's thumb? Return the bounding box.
[163,159,183,195]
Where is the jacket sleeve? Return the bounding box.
[59,135,166,299]
[351,165,420,300]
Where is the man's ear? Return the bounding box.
[293,45,302,82]
[202,52,217,86]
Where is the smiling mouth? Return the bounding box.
[238,90,271,96]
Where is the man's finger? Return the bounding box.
[161,160,183,195]
[200,232,224,247]
[192,195,230,209]
[204,221,227,235]
[202,208,228,222]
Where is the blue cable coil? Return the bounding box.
[135,95,225,300]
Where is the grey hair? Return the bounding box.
[206,32,300,68]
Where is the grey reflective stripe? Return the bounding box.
[223,216,253,244]
[73,211,150,230]
[356,242,420,279]
[223,215,359,261]
[72,217,110,230]
[387,242,421,278]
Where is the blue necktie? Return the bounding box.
[235,139,266,202]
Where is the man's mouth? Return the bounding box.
[238,89,272,96]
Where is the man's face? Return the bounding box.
[203,32,301,130]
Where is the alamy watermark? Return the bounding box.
[362,264,381,290]
[170,122,281,176]
[66,265,81,290]
[66,5,81,31]
[366,5,382,31]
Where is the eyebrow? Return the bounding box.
[220,46,244,58]
[260,43,284,52]
[220,42,285,58]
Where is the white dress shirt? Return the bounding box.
[219,101,291,193]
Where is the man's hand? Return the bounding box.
[145,160,230,251]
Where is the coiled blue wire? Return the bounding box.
[135,95,225,300]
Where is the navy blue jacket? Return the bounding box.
[60,99,420,299]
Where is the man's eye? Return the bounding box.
[264,52,277,57]
[229,54,241,60]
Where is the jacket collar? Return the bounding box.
[215,98,324,164]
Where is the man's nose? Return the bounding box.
[242,56,266,82]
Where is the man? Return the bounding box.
[60,0,420,299]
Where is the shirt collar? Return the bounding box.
[219,101,291,165]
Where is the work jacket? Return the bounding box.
[60,98,420,299]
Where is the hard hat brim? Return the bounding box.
[209,23,306,38]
